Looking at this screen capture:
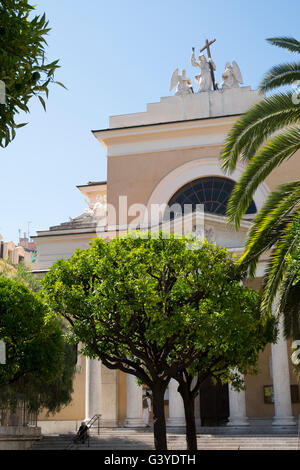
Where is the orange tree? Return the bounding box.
[42,232,275,450]
[0,277,64,387]
[0,277,77,417]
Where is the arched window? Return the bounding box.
[165,176,256,218]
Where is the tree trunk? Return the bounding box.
[179,383,197,450]
[152,383,168,450]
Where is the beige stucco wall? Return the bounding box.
[107,144,223,223]
[245,342,300,419]
[265,149,300,190]
[107,144,300,225]
[244,277,272,418]
[245,345,274,418]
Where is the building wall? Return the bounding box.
[108,145,223,223]
[38,353,86,422]
[107,145,300,225]
[34,234,96,272]
[245,345,274,418]
[0,240,32,266]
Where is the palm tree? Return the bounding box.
[220,37,300,339]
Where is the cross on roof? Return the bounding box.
[199,38,217,90]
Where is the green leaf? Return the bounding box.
[38,95,46,111]
[259,62,300,92]
[12,123,28,129]
[55,81,68,90]
[267,37,300,54]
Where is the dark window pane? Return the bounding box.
[166,177,256,219]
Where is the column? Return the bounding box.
[85,358,102,421]
[271,316,296,425]
[101,367,118,427]
[124,374,145,427]
[194,392,201,428]
[192,376,201,428]
[227,371,249,426]
[167,379,185,427]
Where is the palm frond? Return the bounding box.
[220,92,300,172]
[222,36,300,337]
[278,265,300,338]
[226,128,300,227]
[238,184,300,276]
[240,215,293,278]
[267,37,300,54]
[261,212,300,316]
[259,62,300,92]
[245,184,299,235]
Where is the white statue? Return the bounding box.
[93,194,107,221]
[169,68,193,96]
[191,50,216,92]
[221,61,243,89]
[84,194,107,221]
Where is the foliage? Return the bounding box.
[13,261,41,291]
[0,277,64,387]
[0,0,65,147]
[41,232,276,449]
[0,268,76,414]
[41,232,273,375]
[277,234,300,339]
[0,259,16,277]
[0,336,76,415]
[220,37,300,336]
[0,259,41,292]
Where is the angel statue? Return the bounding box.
[83,194,107,220]
[221,61,243,89]
[191,49,216,92]
[169,68,193,96]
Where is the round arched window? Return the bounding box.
[165,176,256,218]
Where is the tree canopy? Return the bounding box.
[0,277,65,387]
[42,232,276,449]
[0,267,76,417]
[0,336,77,417]
[0,259,41,292]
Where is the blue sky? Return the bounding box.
[1,0,299,242]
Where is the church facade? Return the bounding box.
[33,84,300,434]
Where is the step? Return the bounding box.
[31,433,300,451]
